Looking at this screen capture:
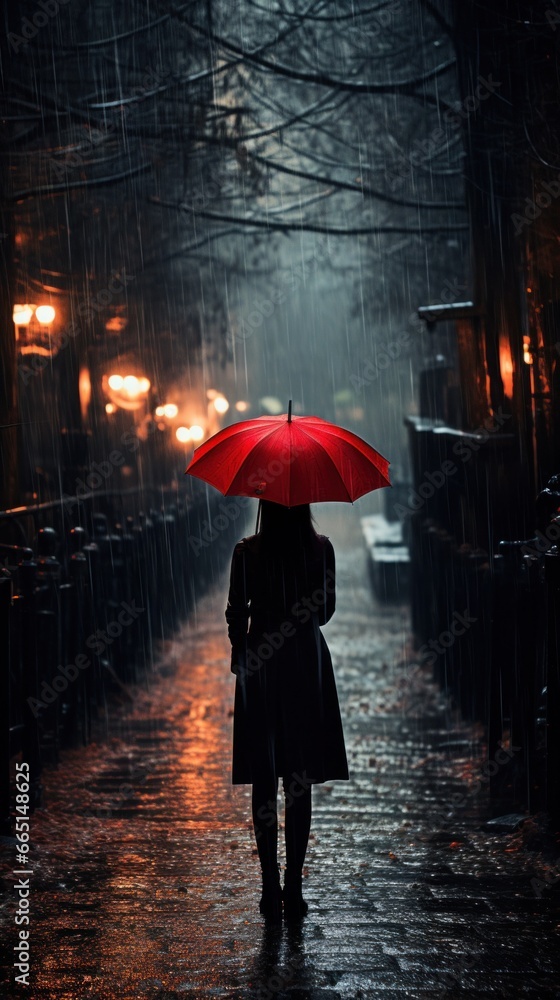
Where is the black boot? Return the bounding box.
[259,862,282,923]
[282,868,308,920]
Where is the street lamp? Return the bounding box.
[13,302,58,355]
[35,305,56,325]
[213,395,229,414]
[103,372,151,411]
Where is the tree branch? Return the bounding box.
[176,14,456,95]
[244,149,465,210]
[150,195,468,234]
[12,162,152,201]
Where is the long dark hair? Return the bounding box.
[255,500,318,555]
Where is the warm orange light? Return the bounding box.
[123,375,140,395]
[35,305,55,325]
[499,341,514,397]
[13,304,34,326]
[106,403,116,414]
[163,403,178,418]
[105,315,128,333]
[213,395,229,414]
[105,372,151,411]
[79,367,91,419]
[176,426,191,443]
[155,406,165,417]
[189,425,204,442]
[235,400,249,412]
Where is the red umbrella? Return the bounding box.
[185,400,391,506]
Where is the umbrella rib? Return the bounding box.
[192,421,287,495]
[223,423,293,495]
[293,426,354,502]
[296,420,390,473]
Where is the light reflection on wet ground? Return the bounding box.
[1,503,560,998]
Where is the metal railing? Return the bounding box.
[0,483,250,834]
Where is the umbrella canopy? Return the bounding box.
[185,401,391,506]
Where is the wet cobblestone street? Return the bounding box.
[2,504,560,999]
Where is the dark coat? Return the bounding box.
[225,531,349,785]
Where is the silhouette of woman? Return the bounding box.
[225,500,349,922]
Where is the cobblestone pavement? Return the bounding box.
[2,504,560,999]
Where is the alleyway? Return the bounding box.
[2,505,560,999]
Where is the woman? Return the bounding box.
[225,499,349,923]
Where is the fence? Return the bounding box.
[0,483,251,835]
[405,416,559,822]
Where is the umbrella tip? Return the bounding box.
[288,399,292,423]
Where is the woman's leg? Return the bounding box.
[252,773,279,878]
[252,773,282,919]
[283,777,312,878]
[282,777,312,918]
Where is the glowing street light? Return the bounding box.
[13,303,56,327]
[176,426,191,443]
[213,395,229,414]
[13,305,34,326]
[104,372,151,411]
[123,375,140,395]
[35,305,56,325]
[189,425,204,442]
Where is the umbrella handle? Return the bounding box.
[288,399,292,423]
